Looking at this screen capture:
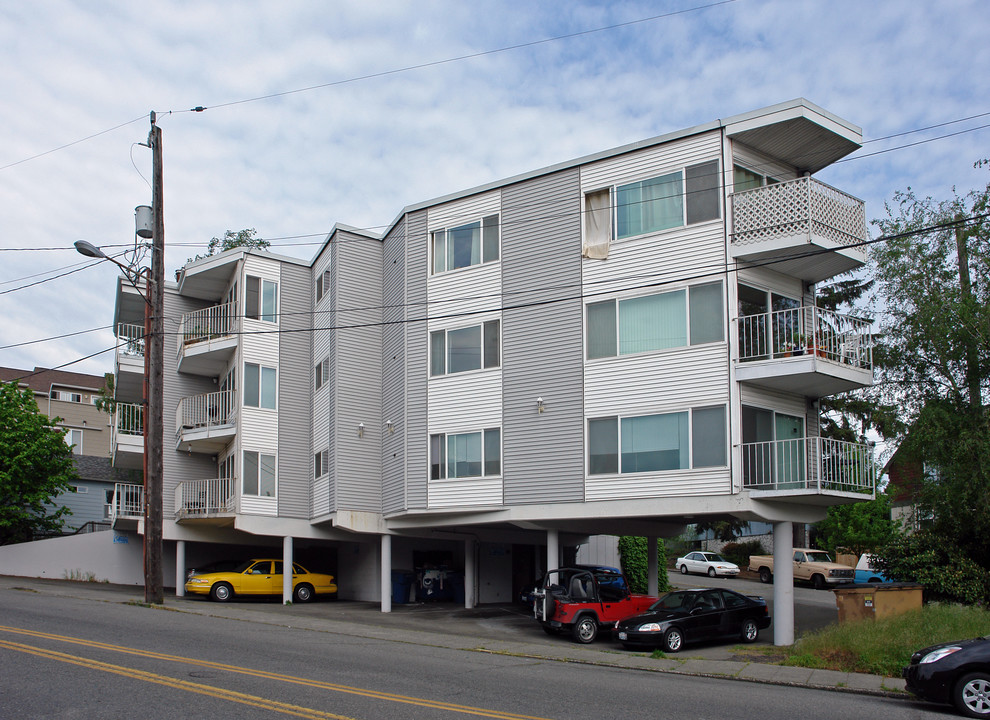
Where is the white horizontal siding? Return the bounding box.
[581,132,721,192]
[735,267,805,299]
[738,384,807,416]
[428,476,503,508]
[730,142,798,186]
[240,496,277,516]
[427,262,502,316]
[585,344,729,417]
[428,190,501,231]
[312,476,330,517]
[240,407,279,452]
[428,370,502,430]
[586,467,731,501]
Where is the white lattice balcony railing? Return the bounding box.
[114,402,144,436]
[176,389,236,432]
[175,477,237,517]
[178,301,236,348]
[108,482,144,521]
[738,305,872,369]
[731,176,867,249]
[116,323,145,358]
[741,437,875,494]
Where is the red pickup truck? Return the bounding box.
[532,567,658,643]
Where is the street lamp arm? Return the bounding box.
[73,240,151,307]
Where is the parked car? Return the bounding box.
[519,565,624,606]
[613,588,771,653]
[675,551,740,578]
[854,554,893,584]
[903,635,990,718]
[748,548,855,589]
[184,559,337,603]
[186,559,242,579]
[532,567,656,643]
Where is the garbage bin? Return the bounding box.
[391,569,414,604]
[833,582,923,623]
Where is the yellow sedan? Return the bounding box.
[185,559,337,603]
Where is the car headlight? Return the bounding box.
[637,623,663,633]
[921,647,961,664]
[187,578,208,585]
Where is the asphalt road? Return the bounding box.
[0,582,937,720]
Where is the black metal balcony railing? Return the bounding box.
[738,306,872,370]
[741,437,875,494]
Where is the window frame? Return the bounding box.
[430,214,500,275]
[244,362,277,410]
[429,320,500,377]
[245,275,278,323]
[242,450,277,497]
[315,357,329,391]
[315,269,331,303]
[429,428,501,480]
[314,448,329,479]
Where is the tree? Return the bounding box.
[617,536,670,594]
[0,381,78,544]
[693,518,748,543]
[186,228,269,266]
[812,492,897,556]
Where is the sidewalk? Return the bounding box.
[0,575,906,697]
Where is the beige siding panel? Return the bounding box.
[428,477,502,508]
[581,132,722,192]
[586,468,731,501]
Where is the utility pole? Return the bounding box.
[145,112,165,605]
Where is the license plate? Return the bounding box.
[618,632,628,640]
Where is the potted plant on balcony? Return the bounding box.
[792,334,806,356]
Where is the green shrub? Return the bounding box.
[875,531,990,605]
[618,536,670,594]
[719,540,766,569]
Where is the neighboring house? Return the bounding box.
[0,367,118,533]
[884,443,926,531]
[5,99,876,641]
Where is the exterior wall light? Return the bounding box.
[537,397,544,414]
[357,422,365,438]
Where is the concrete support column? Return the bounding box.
[381,534,392,613]
[283,536,293,604]
[647,536,659,596]
[546,530,559,572]
[175,540,185,597]
[464,539,476,609]
[773,521,794,646]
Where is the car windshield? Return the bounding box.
[702,554,727,562]
[805,552,832,563]
[649,591,697,612]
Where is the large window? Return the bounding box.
[243,451,276,497]
[246,276,277,323]
[588,406,727,474]
[430,428,501,479]
[613,160,720,240]
[431,214,499,274]
[244,363,277,409]
[733,164,779,192]
[586,282,723,359]
[430,320,500,376]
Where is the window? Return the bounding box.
[315,357,329,391]
[246,275,277,322]
[52,390,82,403]
[243,451,276,497]
[588,406,727,474]
[244,363,276,409]
[430,320,500,376]
[431,214,499,274]
[614,161,720,240]
[733,164,780,192]
[430,428,501,479]
[315,269,331,303]
[314,449,329,478]
[64,428,82,455]
[586,282,723,359]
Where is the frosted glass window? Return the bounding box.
[692,406,727,467]
[620,412,689,472]
[619,291,686,354]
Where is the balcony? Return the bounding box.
[175,477,237,522]
[111,402,144,470]
[741,437,875,503]
[736,305,872,396]
[175,389,236,454]
[107,482,144,530]
[177,301,237,377]
[114,323,145,402]
[730,177,867,283]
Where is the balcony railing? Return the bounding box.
[741,437,875,494]
[114,402,144,436]
[178,301,236,348]
[175,477,237,517]
[738,305,872,369]
[108,482,144,521]
[176,389,236,432]
[116,323,145,357]
[731,176,867,249]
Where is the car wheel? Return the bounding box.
[293,583,314,603]
[679,564,688,575]
[571,616,598,644]
[210,582,233,602]
[954,672,990,718]
[759,567,772,584]
[812,574,827,590]
[708,567,717,578]
[662,627,683,653]
[740,618,759,643]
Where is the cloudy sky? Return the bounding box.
[1,0,988,378]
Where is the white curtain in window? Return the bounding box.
[583,189,612,259]
[619,291,686,354]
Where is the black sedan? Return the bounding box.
[613,588,770,653]
[903,635,990,718]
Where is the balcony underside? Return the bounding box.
[177,336,237,377]
[112,436,144,470]
[748,487,874,506]
[736,356,872,396]
[115,358,144,402]
[730,234,866,283]
[175,513,236,526]
[176,424,236,454]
